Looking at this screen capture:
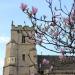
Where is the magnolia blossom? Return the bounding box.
[50,65,53,71]
[71,10,75,21]
[20,3,27,11]
[42,58,49,64]
[72,29,75,32]
[50,26,55,31]
[37,33,42,38]
[59,54,65,61]
[30,73,34,75]
[64,18,74,25]
[64,11,75,25]
[39,63,42,68]
[59,55,64,61]
[53,32,59,36]
[64,18,69,25]
[36,39,42,45]
[31,6,38,15]
[60,48,64,55]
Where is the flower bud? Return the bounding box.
[20,3,27,11]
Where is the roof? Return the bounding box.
[37,55,75,70]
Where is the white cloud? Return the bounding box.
[0,59,4,75]
[0,59,4,68]
[0,36,10,44]
[0,36,9,75]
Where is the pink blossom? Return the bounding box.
[64,18,69,24]
[64,18,74,25]
[30,73,34,75]
[72,29,75,32]
[36,39,42,45]
[60,48,64,55]
[20,3,27,11]
[53,32,59,36]
[42,58,49,64]
[31,6,38,15]
[59,54,65,61]
[39,63,42,68]
[45,26,49,31]
[64,11,75,25]
[71,10,75,21]
[50,65,53,71]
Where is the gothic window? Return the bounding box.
[22,54,25,61]
[22,35,25,43]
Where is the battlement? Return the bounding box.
[11,24,34,31]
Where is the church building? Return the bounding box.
[3,23,75,75]
[3,23,37,75]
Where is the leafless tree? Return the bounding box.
[20,0,75,65]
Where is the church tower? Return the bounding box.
[3,23,37,75]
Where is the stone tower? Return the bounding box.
[3,24,37,75]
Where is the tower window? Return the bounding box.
[22,35,25,43]
[22,54,25,61]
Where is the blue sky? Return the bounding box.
[0,0,73,75]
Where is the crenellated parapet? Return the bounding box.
[11,24,34,31]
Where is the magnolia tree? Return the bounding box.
[20,0,75,62]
